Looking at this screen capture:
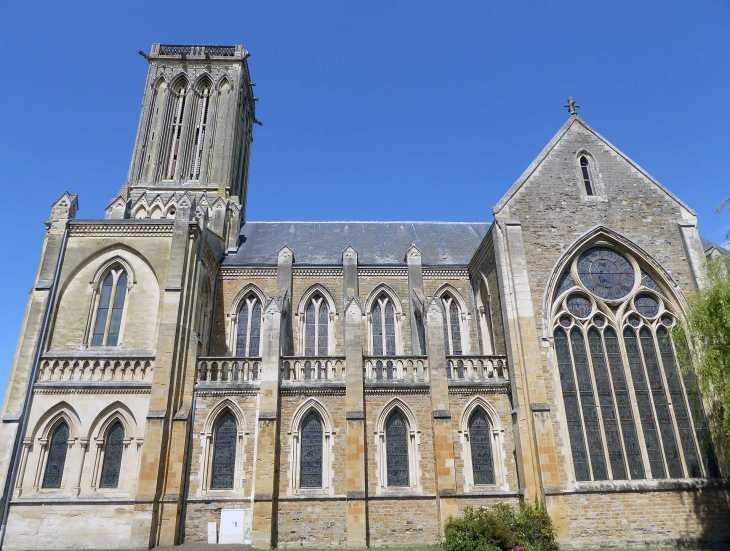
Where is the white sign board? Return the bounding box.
[207,522,217,544]
[220,509,245,544]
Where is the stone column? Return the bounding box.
[131,197,199,548]
[492,220,567,538]
[251,292,286,548]
[0,193,76,526]
[423,297,459,536]
[342,245,367,547]
[276,246,294,356]
[406,245,426,355]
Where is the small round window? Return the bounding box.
[566,295,592,318]
[635,294,660,318]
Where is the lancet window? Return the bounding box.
[468,410,495,485]
[99,421,125,489]
[299,412,323,488]
[42,422,69,489]
[580,156,595,196]
[304,294,329,356]
[385,410,409,486]
[236,294,262,357]
[372,293,397,356]
[210,412,237,489]
[189,83,211,180]
[553,246,718,482]
[91,266,128,347]
[441,293,463,355]
[165,82,188,180]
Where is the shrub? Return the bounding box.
[444,499,558,551]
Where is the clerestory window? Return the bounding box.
[372,293,397,356]
[304,294,329,356]
[441,293,463,355]
[236,294,262,357]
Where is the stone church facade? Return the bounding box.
[0,43,727,550]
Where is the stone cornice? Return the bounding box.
[68,221,175,237]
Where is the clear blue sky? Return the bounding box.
[1,1,729,388]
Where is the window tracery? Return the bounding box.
[189,83,211,181]
[304,294,328,356]
[552,245,718,482]
[236,293,262,357]
[372,293,397,356]
[441,293,463,355]
[91,266,128,347]
[165,81,188,180]
[299,411,323,488]
[99,421,124,489]
[210,412,237,489]
[385,411,409,487]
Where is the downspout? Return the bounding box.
[0,222,69,550]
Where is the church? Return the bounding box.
[0,43,727,550]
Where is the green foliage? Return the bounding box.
[444,499,558,551]
[673,255,730,463]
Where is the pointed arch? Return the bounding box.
[297,284,337,356]
[229,283,267,317]
[130,195,150,219]
[168,72,190,92]
[151,73,168,90]
[192,72,214,93]
[458,396,507,490]
[476,272,495,355]
[364,283,403,315]
[199,398,248,493]
[287,398,336,494]
[374,398,421,491]
[576,149,601,196]
[366,284,403,356]
[90,256,136,290]
[87,401,138,441]
[229,284,266,357]
[32,401,82,442]
[216,74,231,91]
[434,283,471,355]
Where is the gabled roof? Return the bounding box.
[701,237,730,256]
[492,116,696,216]
[222,221,490,266]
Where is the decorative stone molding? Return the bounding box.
[68,222,175,237]
[220,268,277,279]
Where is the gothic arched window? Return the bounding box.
[165,82,188,180]
[468,410,495,485]
[304,294,329,356]
[553,246,718,482]
[385,411,409,487]
[236,294,262,357]
[189,83,211,180]
[210,412,237,489]
[99,421,125,489]
[372,293,397,356]
[299,411,323,488]
[580,156,595,196]
[42,422,69,489]
[92,267,128,347]
[441,294,463,355]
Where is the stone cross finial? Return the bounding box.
[564,97,580,116]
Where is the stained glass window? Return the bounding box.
[386,411,409,486]
[656,327,701,477]
[42,422,69,489]
[449,301,462,355]
[236,294,262,357]
[635,294,659,318]
[305,301,316,355]
[571,328,607,480]
[623,328,665,478]
[639,327,683,478]
[100,421,125,488]
[300,412,323,488]
[373,294,397,356]
[641,270,664,295]
[580,156,594,195]
[567,295,592,318]
[604,328,644,479]
[386,360,394,380]
[554,330,590,481]
[469,410,494,485]
[588,328,626,479]
[556,270,575,297]
[317,299,328,355]
[211,412,237,489]
[577,248,634,300]
[92,268,127,347]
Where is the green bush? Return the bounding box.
[444,499,558,551]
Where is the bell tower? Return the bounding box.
[107,44,257,249]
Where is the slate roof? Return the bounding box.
[222,221,491,266]
[701,237,730,256]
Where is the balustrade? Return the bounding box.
[281,357,345,381]
[37,357,153,383]
[363,356,429,382]
[446,355,508,381]
[196,358,261,383]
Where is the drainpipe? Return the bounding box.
[0,222,69,550]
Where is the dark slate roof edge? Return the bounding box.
[701,237,730,255]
